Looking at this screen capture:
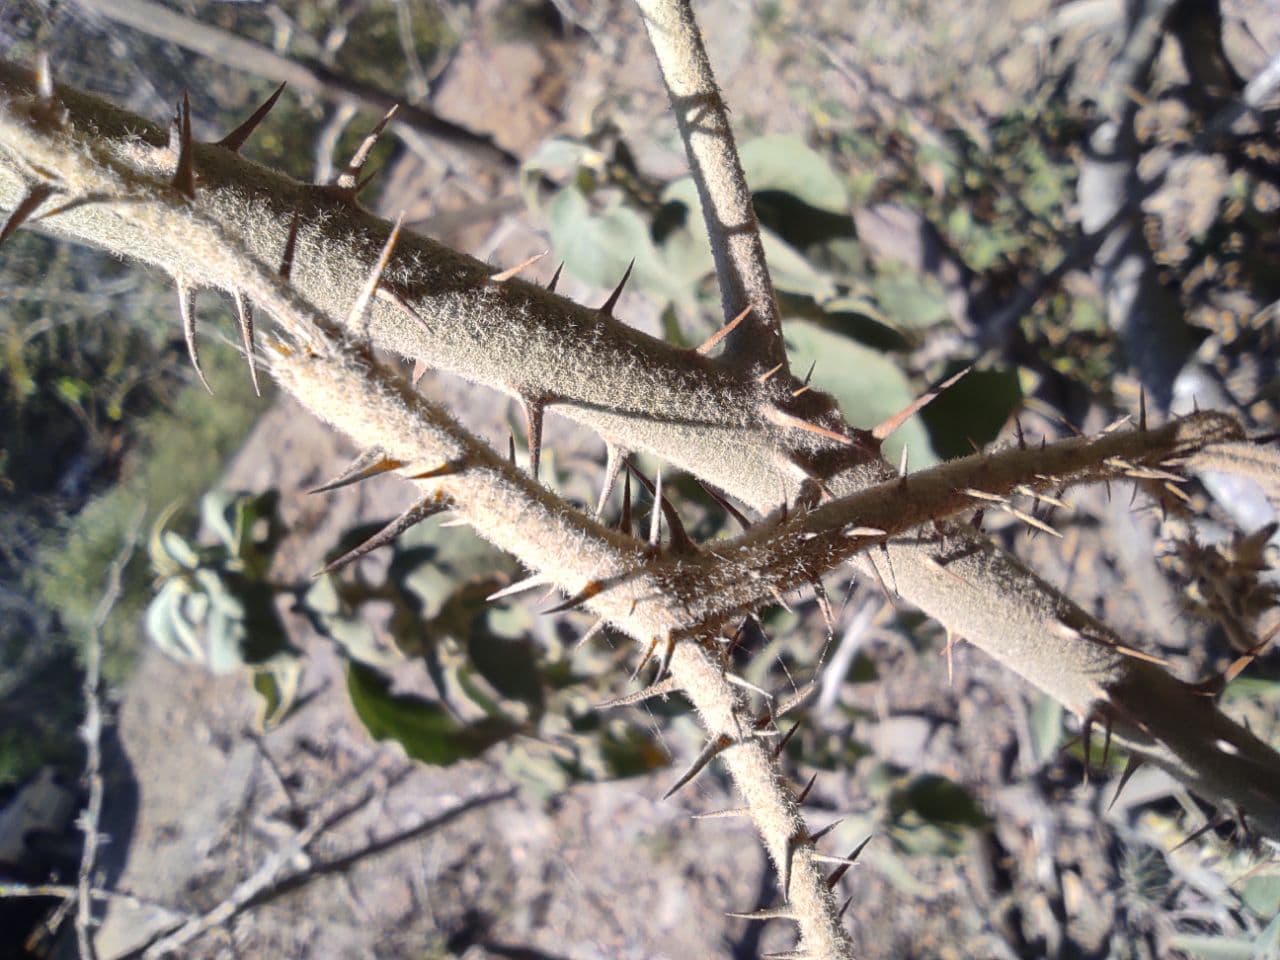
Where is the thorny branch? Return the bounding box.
[1,8,1279,955]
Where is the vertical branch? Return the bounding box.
[634,0,787,373]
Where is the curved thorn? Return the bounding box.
[0,183,55,247]
[232,290,260,396]
[1108,756,1145,811]
[171,91,196,198]
[696,479,751,530]
[176,280,212,394]
[490,250,547,283]
[546,261,564,292]
[662,735,732,800]
[598,258,634,317]
[307,448,406,495]
[317,497,446,576]
[349,212,404,332]
[595,443,626,518]
[695,305,751,355]
[217,81,287,152]
[626,461,695,554]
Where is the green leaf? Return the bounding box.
[739,134,848,215]
[1167,935,1268,960]
[545,187,675,302]
[1030,694,1064,766]
[252,654,302,731]
[918,365,1023,462]
[782,320,937,468]
[345,662,518,765]
[871,268,951,329]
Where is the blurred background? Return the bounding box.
[0,0,1277,956]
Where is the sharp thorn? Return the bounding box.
[0,183,55,247]
[691,807,749,820]
[757,362,785,383]
[872,366,971,441]
[1172,813,1232,852]
[546,261,564,292]
[598,258,634,317]
[837,894,854,919]
[318,497,446,576]
[825,835,873,888]
[631,635,661,681]
[348,212,404,331]
[1014,414,1027,450]
[217,81,287,152]
[696,479,751,530]
[279,210,301,279]
[335,104,398,193]
[307,448,406,494]
[775,682,817,719]
[781,831,801,901]
[412,358,429,386]
[771,721,800,759]
[544,580,603,615]
[486,574,553,603]
[653,634,677,684]
[619,468,633,536]
[898,444,909,477]
[762,950,812,960]
[232,290,260,396]
[574,618,608,651]
[521,396,546,480]
[177,279,212,394]
[795,772,818,805]
[1108,756,1144,811]
[172,91,196,198]
[595,444,626,518]
[695,305,751,355]
[34,50,54,102]
[595,675,680,710]
[762,406,853,446]
[626,461,695,553]
[726,904,797,922]
[648,468,664,545]
[812,581,834,635]
[662,735,732,800]
[1082,714,1093,784]
[1102,713,1113,769]
[1139,387,1148,431]
[489,250,547,283]
[808,818,843,844]
[403,461,464,481]
[508,434,517,465]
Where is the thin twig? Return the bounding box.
[76,508,145,960]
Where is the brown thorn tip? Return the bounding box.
[490,250,548,283]
[171,91,196,199]
[177,281,212,395]
[317,497,446,576]
[695,305,751,355]
[825,835,873,889]
[662,735,731,800]
[0,183,55,247]
[1139,386,1147,431]
[217,81,287,152]
[307,449,406,495]
[349,212,404,330]
[795,772,818,805]
[232,290,260,396]
[598,259,634,317]
[872,365,971,441]
[771,721,800,759]
[808,818,843,844]
[543,580,603,614]
[547,262,564,292]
